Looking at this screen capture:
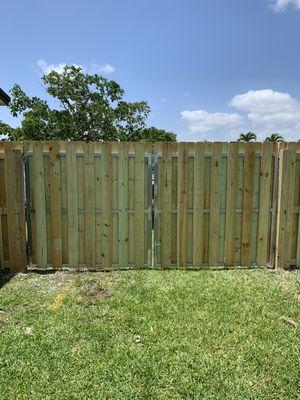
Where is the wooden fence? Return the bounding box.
[0,141,299,272]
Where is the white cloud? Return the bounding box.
[270,0,300,12]
[90,63,115,74]
[230,89,300,131]
[37,59,115,75]
[161,97,167,103]
[37,59,73,74]
[180,88,300,141]
[181,109,243,133]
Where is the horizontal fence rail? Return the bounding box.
[0,141,300,272]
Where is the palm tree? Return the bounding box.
[238,132,257,142]
[265,133,284,142]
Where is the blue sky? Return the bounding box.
[1,0,300,141]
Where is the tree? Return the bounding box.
[0,65,176,142]
[139,127,176,142]
[265,133,284,142]
[238,132,257,142]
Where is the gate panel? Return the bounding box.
[26,141,152,270]
[154,142,278,268]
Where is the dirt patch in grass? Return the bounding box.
[275,270,300,294]
[84,280,111,300]
[0,309,8,328]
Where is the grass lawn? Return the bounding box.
[0,269,299,400]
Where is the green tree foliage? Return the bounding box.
[139,127,176,142]
[0,66,176,142]
[238,132,257,142]
[265,133,284,142]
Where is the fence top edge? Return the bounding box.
[0,140,299,144]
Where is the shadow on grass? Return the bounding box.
[0,273,15,290]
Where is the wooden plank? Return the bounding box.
[84,142,95,269]
[251,143,262,265]
[159,142,172,268]
[275,149,296,268]
[186,143,194,265]
[209,142,222,267]
[145,143,153,267]
[48,142,62,268]
[66,143,78,268]
[101,143,113,268]
[94,142,102,266]
[154,143,162,266]
[257,142,273,266]
[287,143,300,267]
[203,142,212,263]
[76,142,85,265]
[59,144,68,265]
[4,142,18,272]
[296,164,300,267]
[0,208,3,269]
[134,143,145,267]
[177,143,188,267]
[4,143,27,272]
[31,142,48,267]
[128,143,135,265]
[219,143,228,264]
[118,143,129,267]
[171,151,178,264]
[111,142,119,266]
[224,142,238,267]
[241,143,255,267]
[192,142,205,267]
[0,158,5,269]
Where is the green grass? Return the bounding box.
[0,269,300,400]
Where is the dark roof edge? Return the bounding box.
[0,88,10,105]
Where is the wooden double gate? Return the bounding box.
[0,141,299,272]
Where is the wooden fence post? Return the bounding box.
[4,143,27,272]
[275,148,296,269]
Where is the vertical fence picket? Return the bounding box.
[296,160,300,267]
[257,142,273,266]
[66,142,78,268]
[0,147,6,270]
[209,142,222,267]
[32,142,48,267]
[48,142,62,268]
[241,143,255,267]
[275,149,296,268]
[4,143,27,272]
[84,142,95,269]
[159,143,172,268]
[177,143,188,267]
[288,143,300,267]
[224,142,238,267]
[134,143,145,267]
[118,143,129,268]
[192,142,205,267]
[101,143,113,268]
